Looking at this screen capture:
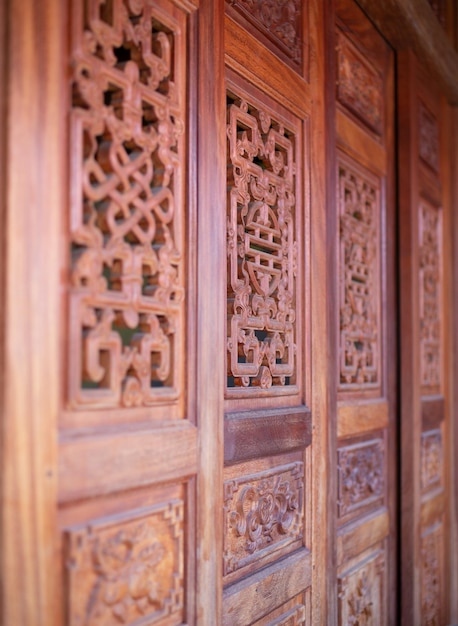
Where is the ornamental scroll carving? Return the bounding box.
[65,501,184,625]
[338,162,380,389]
[421,525,443,626]
[338,551,385,626]
[421,430,443,493]
[223,462,304,576]
[419,102,440,173]
[419,202,442,392]
[69,0,185,408]
[338,439,384,518]
[227,0,303,68]
[226,93,298,393]
[336,32,383,135]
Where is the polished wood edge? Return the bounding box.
[171,0,198,12]
[337,399,389,438]
[355,0,458,104]
[337,508,389,564]
[224,15,311,118]
[222,549,312,626]
[59,424,198,502]
[337,109,386,174]
[421,490,445,528]
[224,406,312,464]
[421,395,445,429]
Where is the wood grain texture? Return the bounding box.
[196,1,226,623]
[59,424,197,502]
[356,0,458,104]
[397,50,423,626]
[337,508,389,564]
[338,400,388,438]
[422,395,445,429]
[222,549,312,626]
[336,110,386,174]
[1,1,64,624]
[224,406,311,464]
[225,14,311,120]
[315,0,338,621]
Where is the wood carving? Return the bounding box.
[421,525,443,626]
[226,93,298,393]
[338,161,381,390]
[65,501,184,625]
[419,202,442,392]
[338,439,384,518]
[338,550,385,626]
[223,462,304,575]
[69,0,186,408]
[419,101,440,173]
[227,0,302,68]
[336,32,383,135]
[421,429,443,492]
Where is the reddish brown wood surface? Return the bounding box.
[1,1,458,624]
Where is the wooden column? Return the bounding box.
[1,1,64,624]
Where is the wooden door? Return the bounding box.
[332,1,397,624]
[1,0,328,624]
[398,52,453,625]
[222,2,328,623]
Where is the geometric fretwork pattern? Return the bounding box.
[419,201,442,393]
[68,0,185,409]
[226,92,297,392]
[338,160,381,389]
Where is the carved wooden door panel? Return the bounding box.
[333,2,397,624]
[59,0,203,624]
[222,1,328,624]
[398,53,452,626]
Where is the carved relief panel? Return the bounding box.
[419,101,440,173]
[336,31,384,136]
[421,429,443,493]
[223,461,304,580]
[226,0,305,73]
[338,158,381,391]
[419,201,442,394]
[226,82,303,398]
[65,500,184,625]
[338,549,386,626]
[338,438,384,519]
[420,524,444,626]
[68,0,186,412]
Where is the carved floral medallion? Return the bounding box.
[69,0,186,409]
[224,462,304,576]
[338,160,381,390]
[226,92,298,393]
[419,201,442,392]
[338,439,384,518]
[65,501,184,625]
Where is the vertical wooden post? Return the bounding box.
[1,1,64,624]
[397,50,422,626]
[196,1,226,623]
[310,0,334,622]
